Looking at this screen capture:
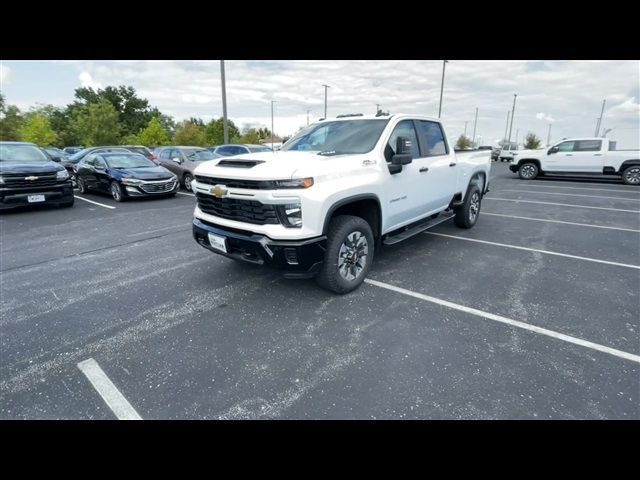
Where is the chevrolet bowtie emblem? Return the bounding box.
[25,176,39,181]
[210,185,228,197]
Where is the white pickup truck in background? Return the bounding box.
[509,138,640,185]
[192,114,491,293]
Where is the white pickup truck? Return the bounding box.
[192,114,491,293]
[509,138,640,185]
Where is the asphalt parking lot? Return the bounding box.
[1,163,638,419]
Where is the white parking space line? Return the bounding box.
[485,197,640,213]
[482,212,640,233]
[126,224,186,237]
[77,358,142,420]
[497,189,640,202]
[364,279,640,364]
[424,232,640,270]
[504,183,640,195]
[177,192,195,197]
[74,195,116,209]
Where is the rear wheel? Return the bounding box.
[316,215,374,294]
[621,166,640,185]
[518,162,539,180]
[110,181,125,202]
[454,184,482,229]
[77,177,88,193]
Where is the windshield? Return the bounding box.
[68,148,92,161]
[104,154,156,169]
[183,148,218,161]
[248,146,272,153]
[282,119,389,155]
[126,146,151,156]
[0,144,50,163]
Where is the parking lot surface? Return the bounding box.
[1,164,638,419]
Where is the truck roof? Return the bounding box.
[320,113,441,123]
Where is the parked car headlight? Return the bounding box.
[56,169,69,180]
[278,203,302,228]
[274,178,314,189]
[121,178,142,185]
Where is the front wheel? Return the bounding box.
[77,176,88,193]
[621,166,640,185]
[518,162,539,180]
[183,174,194,191]
[454,184,482,229]
[110,181,125,202]
[316,215,374,294]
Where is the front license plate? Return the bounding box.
[27,194,45,203]
[208,232,227,253]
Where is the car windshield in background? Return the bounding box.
[126,147,152,156]
[184,149,218,161]
[46,148,67,155]
[68,148,92,161]
[0,144,50,163]
[248,146,272,153]
[104,154,156,169]
[282,119,390,155]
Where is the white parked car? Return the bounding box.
[509,137,640,185]
[191,114,491,293]
[498,143,523,162]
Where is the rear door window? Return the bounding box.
[416,120,448,156]
[574,140,602,151]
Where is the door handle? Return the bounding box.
[449,162,456,167]
[565,154,573,156]
[419,167,429,173]
[594,154,602,156]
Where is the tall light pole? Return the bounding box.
[322,84,330,119]
[464,121,468,137]
[594,99,606,136]
[270,100,276,151]
[472,107,478,146]
[220,60,229,144]
[503,111,510,143]
[438,60,448,118]
[546,123,552,146]
[515,129,519,145]
[507,94,517,146]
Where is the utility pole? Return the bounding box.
[546,123,552,146]
[515,129,519,144]
[270,100,276,151]
[438,60,448,118]
[307,109,311,126]
[464,121,468,137]
[220,60,229,144]
[503,111,510,143]
[594,99,606,136]
[322,84,330,119]
[472,107,478,146]
[507,94,517,146]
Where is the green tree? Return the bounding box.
[524,132,542,149]
[239,128,261,144]
[0,94,24,141]
[26,104,77,147]
[71,100,121,146]
[455,135,472,150]
[204,118,240,145]
[173,120,206,146]
[73,85,153,137]
[19,114,57,146]
[137,117,170,146]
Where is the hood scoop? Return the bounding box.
[216,159,265,168]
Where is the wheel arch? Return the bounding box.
[323,194,382,241]
[618,160,640,173]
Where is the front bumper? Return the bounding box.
[0,183,74,210]
[193,217,326,278]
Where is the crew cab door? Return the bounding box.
[546,140,604,172]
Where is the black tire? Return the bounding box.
[621,165,640,186]
[316,215,374,294]
[110,181,125,202]
[77,176,88,193]
[183,174,194,191]
[454,184,482,229]
[518,162,539,180]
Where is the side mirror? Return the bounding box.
[548,146,559,155]
[172,157,182,164]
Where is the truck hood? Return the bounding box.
[112,166,174,180]
[0,161,65,175]
[193,150,367,180]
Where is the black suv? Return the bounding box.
[0,141,74,210]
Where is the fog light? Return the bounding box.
[284,248,298,265]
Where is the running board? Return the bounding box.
[383,212,455,246]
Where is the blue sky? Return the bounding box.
[1,60,638,147]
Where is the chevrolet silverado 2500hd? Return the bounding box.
[509,137,640,185]
[192,114,491,293]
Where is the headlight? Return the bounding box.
[121,178,142,185]
[274,178,314,189]
[278,203,302,228]
[56,169,69,180]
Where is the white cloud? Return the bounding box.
[79,71,102,89]
[0,64,10,84]
[536,112,555,123]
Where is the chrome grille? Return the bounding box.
[1,172,59,188]
[139,179,177,193]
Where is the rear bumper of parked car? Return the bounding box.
[0,182,74,210]
[192,217,326,278]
